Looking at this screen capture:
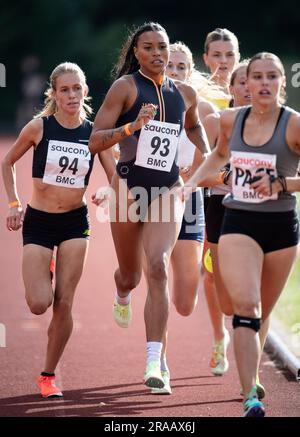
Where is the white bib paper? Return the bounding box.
[231,151,278,203]
[177,130,196,168]
[43,140,91,188]
[135,120,180,172]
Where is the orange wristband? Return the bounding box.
[8,200,21,208]
[217,171,226,185]
[124,123,132,136]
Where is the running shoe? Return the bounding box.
[150,370,172,395]
[209,329,230,376]
[112,299,132,328]
[204,247,213,273]
[256,377,266,400]
[240,376,266,400]
[144,361,164,389]
[50,256,55,283]
[37,375,63,398]
[243,387,265,417]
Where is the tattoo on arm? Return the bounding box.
[101,126,128,148]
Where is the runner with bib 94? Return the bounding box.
[186,52,300,417]
[89,22,209,389]
[1,62,115,398]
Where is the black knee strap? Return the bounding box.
[232,314,261,332]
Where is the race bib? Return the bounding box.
[177,130,196,168]
[135,120,180,172]
[231,151,278,203]
[43,140,91,188]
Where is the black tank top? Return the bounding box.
[32,115,94,188]
[116,70,185,163]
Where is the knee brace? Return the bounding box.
[232,314,261,332]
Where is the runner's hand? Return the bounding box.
[7,205,24,231]
[131,103,158,131]
[250,171,281,196]
[92,186,111,206]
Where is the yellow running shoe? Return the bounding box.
[151,370,172,395]
[144,361,164,389]
[113,299,132,328]
[209,329,230,376]
[240,376,266,400]
[204,248,213,273]
[37,375,63,398]
[256,376,266,400]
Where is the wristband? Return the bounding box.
[124,123,132,136]
[9,200,21,208]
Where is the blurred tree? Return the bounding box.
[0,0,299,132]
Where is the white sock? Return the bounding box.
[160,356,169,372]
[146,341,162,364]
[116,291,131,305]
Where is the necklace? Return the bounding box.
[251,106,280,116]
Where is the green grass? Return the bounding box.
[274,254,300,330]
[273,193,300,330]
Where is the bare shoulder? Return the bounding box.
[219,107,240,126]
[20,118,43,145]
[176,80,197,99]
[173,80,197,107]
[107,75,134,96]
[219,107,241,137]
[198,97,217,121]
[198,97,217,114]
[204,111,220,129]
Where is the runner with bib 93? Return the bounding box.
[186,52,300,417]
[89,22,209,389]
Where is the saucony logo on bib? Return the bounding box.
[50,143,90,158]
[135,120,180,172]
[144,124,180,137]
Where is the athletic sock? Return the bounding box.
[41,372,55,377]
[115,291,131,306]
[160,356,169,373]
[146,341,162,364]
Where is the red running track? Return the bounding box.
[0,138,299,417]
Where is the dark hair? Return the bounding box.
[112,22,168,80]
[247,52,286,104]
[204,28,239,54]
[230,59,250,86]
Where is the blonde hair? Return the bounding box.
[247,52,286,104]
[35,62,92,118]
[170,41,227,101]
[204,28,239,55]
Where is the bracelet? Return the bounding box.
[9,200,21,208]
[124,123,132,136]
[277,175,287,192]
[223,170,232,186]
[269,175,276,195]
[217,170,226,185]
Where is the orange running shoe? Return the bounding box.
[50,257,55,283]
[37,375,63,398]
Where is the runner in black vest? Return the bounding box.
[89,22,209,390]
[2,62,114,398]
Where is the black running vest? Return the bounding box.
[32,115,94,188]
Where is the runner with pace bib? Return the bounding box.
[186,52,300,417]
[89,23,209,391]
